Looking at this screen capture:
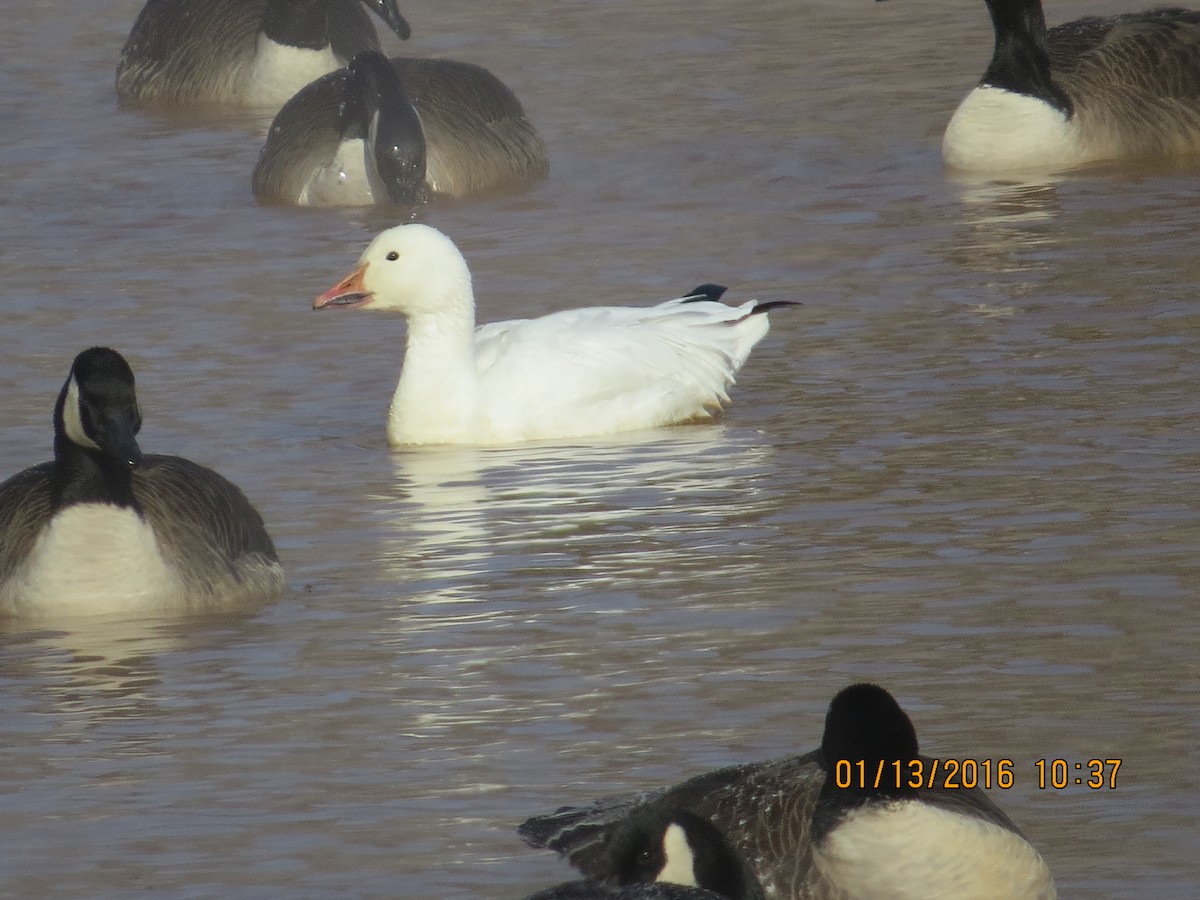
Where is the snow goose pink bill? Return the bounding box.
[313,224,796,446]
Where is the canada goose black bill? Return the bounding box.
[0,348,285,617]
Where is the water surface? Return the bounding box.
[1,0,1198,897]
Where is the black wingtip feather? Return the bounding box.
[681,283,728,302]
[679,284,800,315]
[750,300,801,314]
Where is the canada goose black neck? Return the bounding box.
[261,0,410,49]
[262,0,332,49]
[50,348,144,513]
[813,683,919,839]
[981,0,1073,115]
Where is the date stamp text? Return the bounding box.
[832,758,1122,790]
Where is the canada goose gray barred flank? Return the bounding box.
[313,224,795,445]
[116,0,410,108]
[0,348,284,617]
[524,808,764,900]
[942,0,1200,173]
[252,50,547,206]
[519,684,1055,900]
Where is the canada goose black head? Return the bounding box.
[814,682,919,830]
[51,347,145,510]
[522,808,764,900]
[355,0,410,41]
[821,683,918,773]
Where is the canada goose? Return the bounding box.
[312,224,795,445]
[524,808,765,900]
[0,348,285,617]
[116,0,411,108]
[942,0,1200,172]
[519,683,1056,900]
[252,50,547,205]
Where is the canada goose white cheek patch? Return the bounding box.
[656,823,699,887]
[62,375,102,451]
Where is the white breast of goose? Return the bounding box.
[943,85,1083,173]
[6,505,182,616]
[243,34,343,108]
[812,801,1055,900]
[297,137,381,206]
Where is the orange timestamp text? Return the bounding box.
[832,758,1122,791]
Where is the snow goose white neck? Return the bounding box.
[314,224,794,446]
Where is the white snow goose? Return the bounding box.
[313,224,795,446]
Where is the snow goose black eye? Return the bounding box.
[386,251,399,261]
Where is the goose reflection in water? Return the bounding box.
[389,427,774,564]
